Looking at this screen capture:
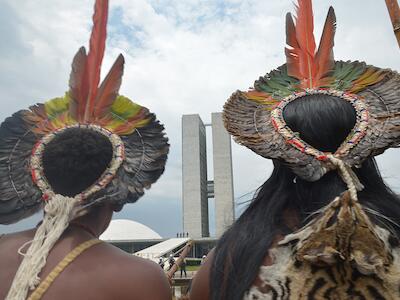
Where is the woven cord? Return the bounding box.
[6,195,79,300]
[27,239,102,300]
[327,154,364,201]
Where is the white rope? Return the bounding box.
[327,154,364,202]
[6,195,79,300]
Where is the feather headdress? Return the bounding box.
[285,1,336,88]
[0,0,169,224]
[224,0,398,181]
[25,0,148,137]
[1,2,169,299]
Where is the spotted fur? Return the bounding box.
[245,192,400,300]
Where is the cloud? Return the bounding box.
[1,0,399,237]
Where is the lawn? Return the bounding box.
[186,265,200,272]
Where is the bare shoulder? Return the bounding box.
[0,230,36,300]
[189,249,214,300]
[122,256,171,300]
[0,229,35,245]
[98,243,171,300]
[0,230,35,261]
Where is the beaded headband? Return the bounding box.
[270,89,369,162]
[30,124,125,202]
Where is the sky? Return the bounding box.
[0,0,399,237]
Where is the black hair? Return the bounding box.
[42,128,113,197]
[284,94,356,152]
[210,95,400,300]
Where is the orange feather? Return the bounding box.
[315,7,336,85]
[285,0,337,89]
[84,0,109,122]
[68,47,88,121]
[295,0,316,87]
[295,0,316,57]
[111,108,149,135]
[93,54,125,118]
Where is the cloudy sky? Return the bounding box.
[0,0,399,237]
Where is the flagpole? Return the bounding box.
[385,0,400,47]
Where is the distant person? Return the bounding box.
[180,258,187,278]
[168,255,175,271]
[200,255,207,265]
[159,258,165,270]
[0,1,170,300]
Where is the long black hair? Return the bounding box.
[210,95,400,300]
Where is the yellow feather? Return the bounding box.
[349,68,386,93]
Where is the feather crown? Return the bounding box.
[0,0,169,224]
[223,0,399,183]
[25,0,150,136]
[285,1,336,89]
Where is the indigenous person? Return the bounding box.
[190,1,400,299]
[0,1,170,300]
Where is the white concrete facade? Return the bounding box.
[212,113,235,237]
[182,115,209,238]
[182,113,234,239]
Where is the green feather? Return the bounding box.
[255,66,299,98]
[44,94,70,120]
[110,95,143,120]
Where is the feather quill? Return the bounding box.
[84,0,109,122]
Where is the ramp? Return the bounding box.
[134,238,190,260]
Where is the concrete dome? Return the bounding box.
[100,219,162,241]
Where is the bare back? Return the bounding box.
[0,229,171,300]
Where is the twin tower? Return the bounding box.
[182,113,234,238]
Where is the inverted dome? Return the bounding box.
[100,219,162,241]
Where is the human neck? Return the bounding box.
[68,205,113,238]
[69,222,98,238]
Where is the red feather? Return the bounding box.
[84,0,109,122]
[93,54,125,118]
[315,7,336,85]
[285,0,336,89]
[295,0,316,57]
[68,47,88,121]
[295,0,316,87]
